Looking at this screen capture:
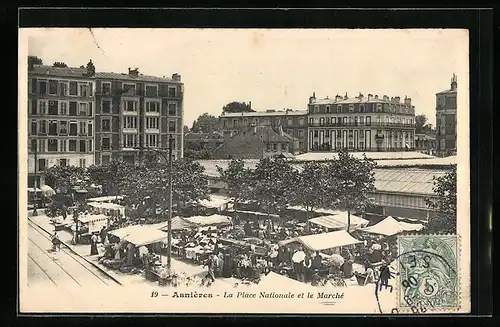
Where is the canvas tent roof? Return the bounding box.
[185,214,232,226]
[278,230,362,251]
[148,216,197,231]
[108,225,147,239]
[88,202,124,210]
[198,195,232,209]
[308,216,346,230]
[360,216,424,236]
[78,214,108,224]
[122,228,168,246]
[324,212,370,229]
[87,195,124,202]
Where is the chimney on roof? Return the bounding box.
[383,95,389,102]
[358,92,363,99]
[172,73,181,82]
[249,101,252,109]
[128,67,139,77]
[404,96,412,105]
[344,92,348,100]
[367,94,373,101]
[309,92,316,104]
[451,73,457,91]
[375,95,379,100]
[86,59,95,77]
[335,94,342,102]
[394,96,401,103]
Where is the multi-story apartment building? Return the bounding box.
[307,92,416,152]
[435,74,457,155]
[219,109,308,153]
[94,68,184,165]
[27,60,96,187]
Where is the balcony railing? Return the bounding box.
[308,122,415,128]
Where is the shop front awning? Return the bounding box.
[108,225,146,239]
[360,216,424,237]
[198,194,232,210]
[88,202,124,210]
[278,230,362,252]
[78,214,108,224]
[308,216,346,230]
[149,216,197,231]
[87,195,124,202]
[185,214,232,226]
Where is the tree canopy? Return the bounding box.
[415,114,434,134]
[191,113,220,133]
[87,161,132,196]
[53,62,68,68]
[44,165,87,193]
[222,101,255,113]
[217,159,253,211]
[425,166,457,234]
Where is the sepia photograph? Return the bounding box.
[18,27,470,314]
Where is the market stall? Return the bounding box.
[198,194,233,212]
[308,216,347,231]
[313,212,370,231]
[71,214,109,244]
[278,230,362,253]
[87,195,124,203]
[88,201,125,217]
[185,214,232,228]
[360,216,424,237]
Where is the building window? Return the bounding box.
[60,159,68,166]
[31,79,37,94]
[337,105,342,113]
[69,81,78,96]
[39,100,48,115]
[146,134,159,147]
[60,140,67,152]
[79,159,86,168]
[299,141,304,149]
[287,118,293,126]
[69,122,77,136]
[79,121,87,135]
[102,118,111,132]
[298,129,304,137]
[101,137,111,150]
[326,105,330,113]
[69,102,77,116]
[102,101,111,114]
[168,102,177,116]
[124,116,137,129]
[68,140,76,151]
[88,122,93,136]
[309,118,314,125]
[168,120,177,133]
[79,83,90,97]
[366,116,371,126]
[326,117,330,125]
[38,120,47,134]
[349,105,354,112]
[121,83,135,97]
[88,140,93,152]
[273,143,277,151]
[313,130,319,138]
[146,101,159,112]
[48,100,58,115]
[30,120,37,135]
[223,119,228,128]
[124,134,137,148]
[48,80,58,95]
[124,100,136,112]
[168,86,177,98]
[326,130,330,137]
[232,119,238,128]
[376,104,382,112]
[299,118,305,126]
[39,80,47,95]
[360,104,365,113]
[59,102,68,115]
[243,118,248,126]
[59,121,68,134]
[101,82,111,95]
[146,117,159,129]
[48,121,58,136]
[48,139,58,152]
[38,139,46,153]
[314,105,319,113]
[38,159,47,171]
[101,155,110,165]
[320,117,325,126]
[146,85,158,97]
[337,130,341,138]
[79,103,87,116]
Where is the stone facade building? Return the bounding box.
[435,74,457,155]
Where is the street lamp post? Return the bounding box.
[136,134,174,272]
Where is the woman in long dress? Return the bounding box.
[90,233,99,255]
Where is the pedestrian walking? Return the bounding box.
[90,233,99,255]
[51,232,61,252]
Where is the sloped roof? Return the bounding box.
[29,65,92,78]
[220,110,307,118]
[374,169,446,195]
[95,72,178,83]
[436,88,457,94]
[295,151,434,161]
[279,230,362,251]
[360,216,424,236]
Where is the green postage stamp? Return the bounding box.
[397,234,460,312]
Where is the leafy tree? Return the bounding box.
[53,62,68,68]
[326,149,377,232]
[222,101,255,113]
[291,161,330,223]
[183,125,190,134]
[183,148,214,160]
[415,114,428,134]
[249,158,296,225]
[87,161,132,196]
[191,113,220,133]
[425,165,457,233]
[217,159,253,216]
[44,165,87,194]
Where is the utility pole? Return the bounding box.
[166,134,174,272]
[32,141,38,216]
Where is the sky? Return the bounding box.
[23,28,468,127]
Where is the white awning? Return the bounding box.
[88,202,124,210]
[78,214,109,224]
[198,194,232,209]
[279,230,362,251]
[108,225,146,239]
[308,216,346,230]
[324,212,370,230]
[123,227,168,246]
[87,195,124,202]
[360,216,424,236]
[148,216,197,231]
[185,214,232,226]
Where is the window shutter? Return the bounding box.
[88,102,93,116]
[31,78,38,94]
[89,82,93,96]
[31,99,38,115]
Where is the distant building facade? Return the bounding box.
[213,125,297,159]
[435,74,457,155]
[307,92,416,152]
[219,109,308,153]
[27,61,96,187]
[415,133,437,154]
[95,68,184,165]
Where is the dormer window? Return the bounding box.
[337,105,342,113]
[326,105,330,113]
[349,105,354,112]
[314,105,319,113]
[360,104,365,113]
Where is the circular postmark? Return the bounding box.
[374,235,459,314]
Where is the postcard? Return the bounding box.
[18,28,470,314]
